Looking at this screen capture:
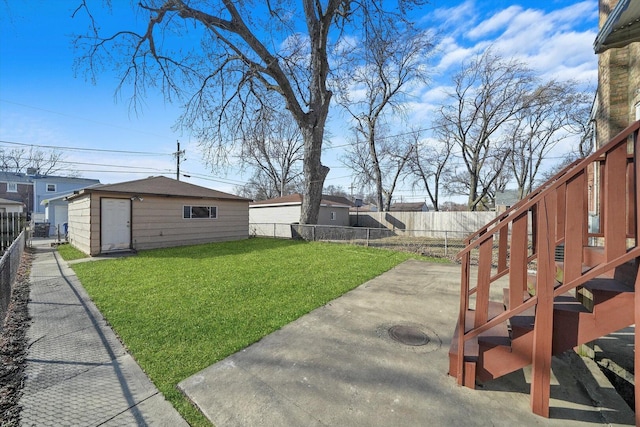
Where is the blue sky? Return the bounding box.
[0,1,599,202]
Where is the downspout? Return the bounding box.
[32,177,37,214]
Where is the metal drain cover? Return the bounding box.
[388,325,430,346]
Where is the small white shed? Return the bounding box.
[0,198,24,214]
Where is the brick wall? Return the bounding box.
[596,0,640,147]
[630,42,640,122]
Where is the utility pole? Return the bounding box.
[174,141,186,180]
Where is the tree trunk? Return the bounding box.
[297,9,333,225]
[468,173,479,211]
[299,125,329,224]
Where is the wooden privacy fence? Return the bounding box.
[350,211,497,236]
[1,213,27,254]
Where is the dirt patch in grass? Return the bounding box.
[0,248,33,426]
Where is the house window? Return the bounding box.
[183,205,218,219]
[330,211,336,221]
[46,183,56,192]
[6,182,17,193]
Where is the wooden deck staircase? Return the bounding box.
[448,120,640,421]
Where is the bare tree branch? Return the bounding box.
[438,48,534,211]
[74,0,428,223]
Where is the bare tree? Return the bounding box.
[506,80,589,199]
[235,172,302,201]
[74,1,426,224]
[484,154,513,209]
[538,90,594,182]
[439,49,535,211]
[562,91,595,162]
[334,11,433,211]
[323,185,350,198]
[239,105,303,198]
[342,130,415,211]
[409,129,452,211]
[0,146,66,175]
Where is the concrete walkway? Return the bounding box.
[19,239,187,426]
[179,260,635,426]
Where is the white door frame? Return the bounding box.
[100,198,131,252]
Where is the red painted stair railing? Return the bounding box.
[449,120,640,420]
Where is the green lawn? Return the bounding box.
[67,238,430,426]
[56,243,89,261]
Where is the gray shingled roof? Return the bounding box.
[0,172,32,184]
[0,197,24,205]
[69,176,250,201]
[389,202,428,212]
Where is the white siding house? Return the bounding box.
[67,176,250,256]
[249,194,351,228]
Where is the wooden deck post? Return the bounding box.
[498,226,508,275]
[530,194,556,417]
[633,127,640,427]
[457,251,471,386]
[474,237,494,327]
[563,173,585,283]
[604,143,627,261]
[509,212,529,307]
[635,272,640,427]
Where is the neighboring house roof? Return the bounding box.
[67,176,250,201]
[35,176,100,183]
[349,203,378,212]
[594,0,640,53]
[41,184,103,205]
[389,202,428,212]
[0,172,101,184]
[250,193,351,208]
[495,189,520,207]
[0,197,24,206]
[0,172,33,184]
[321,195,355,207]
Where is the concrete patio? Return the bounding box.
[179,259,635,426]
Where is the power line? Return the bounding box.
[180,170,248,186]
[56,159,172,171]
[0,139,171,156]
[67,169,174,175]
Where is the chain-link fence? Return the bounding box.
[0,230,26,331]
[250,223,469,259]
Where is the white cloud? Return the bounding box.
[433,37,480,72]
[467,6,522,39]
[427,1,599,88]
[429,0,478,37]
[547,1,598,30]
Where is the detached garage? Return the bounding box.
[66,176,250,256]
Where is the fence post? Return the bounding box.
[366,228,370,247]
[273,223,276,238]
[444,231,448,257]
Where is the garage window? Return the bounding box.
[183,205,218,219]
